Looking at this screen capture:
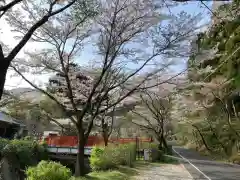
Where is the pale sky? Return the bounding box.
[1,1,213,90]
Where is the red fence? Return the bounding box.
[109,138,152,144]
[44,135,152,147]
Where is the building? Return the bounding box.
[0,112,26,139]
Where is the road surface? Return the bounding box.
[173,147,240,180]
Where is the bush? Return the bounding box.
[89,146,108,171]
[22,136,35,141]
[2,139,48,168]
[90,143,136,171]
[26,160,72,180]
[230,153,240,164]
[151,149,163,162]
[0,138,9,153]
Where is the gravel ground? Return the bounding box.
[132,163,193,180]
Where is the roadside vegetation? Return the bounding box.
[174,0,240,164]
[0,137,177,180]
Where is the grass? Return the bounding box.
[135,155,179,167]
[71,166,139,180]
[73,171,128,180]
[160,155,179,164]
[71,154,180,180]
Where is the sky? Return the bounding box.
[1,0,214,90]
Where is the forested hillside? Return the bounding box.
[175,0,240,163]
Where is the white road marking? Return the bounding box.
[172,148,211,180]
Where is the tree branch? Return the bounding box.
[10,64,77,125]
[0,0,22,18]
[6,0,76,62]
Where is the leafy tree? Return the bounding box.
[174,1,240,161]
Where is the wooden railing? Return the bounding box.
[44,135,152,148]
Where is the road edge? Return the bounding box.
[172,147,211,180]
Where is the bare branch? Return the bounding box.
[6,0,77,62]
[0,0,22,18]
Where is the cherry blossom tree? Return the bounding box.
[128,88,173,151]
[0,0,89,100]
[9,0,201,176]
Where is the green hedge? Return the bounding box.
[1,139,49,168]
[26,160,72,180]
[90,143,136,171]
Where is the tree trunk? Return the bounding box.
[209,124,228,155]
[157,136,163,150]
[158,133,168,152]
[162,135,168,150]
[103,131,109,146]
[75,132,86,177]
[0,58,9,100]
[192,125,212,153]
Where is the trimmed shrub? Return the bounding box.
[90,143,136,171]
[26,160,72,180]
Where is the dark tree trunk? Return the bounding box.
[158,134,168,152]
[162,135,168,150]
[209,124,228,155]
[158,136,163,150]
[75,132,86,177]
[192,125,212,153]
[0,57,9,100]
[103,131,109,146]
[160,127,168,150]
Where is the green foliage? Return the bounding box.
[70,169,132,180]
[183,0,240,164]
[90,144,136,171]
[2,139,48,168]
[70,165,138,180]
[160,155,178,164]
[0,138,9,152]
[26,160,72,180]
[230,153,240,164]
[7,100,34,120]
[188,0,240,87]
[151,148,163,162]
[39,98,65,118]
[22,136,35,141]
[89,147,106,171]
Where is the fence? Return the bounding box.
[44,135,152,147]
[43,135,153,159]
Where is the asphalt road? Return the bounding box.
[173,147,240,180]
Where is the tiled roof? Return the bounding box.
[0,112,26,126]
